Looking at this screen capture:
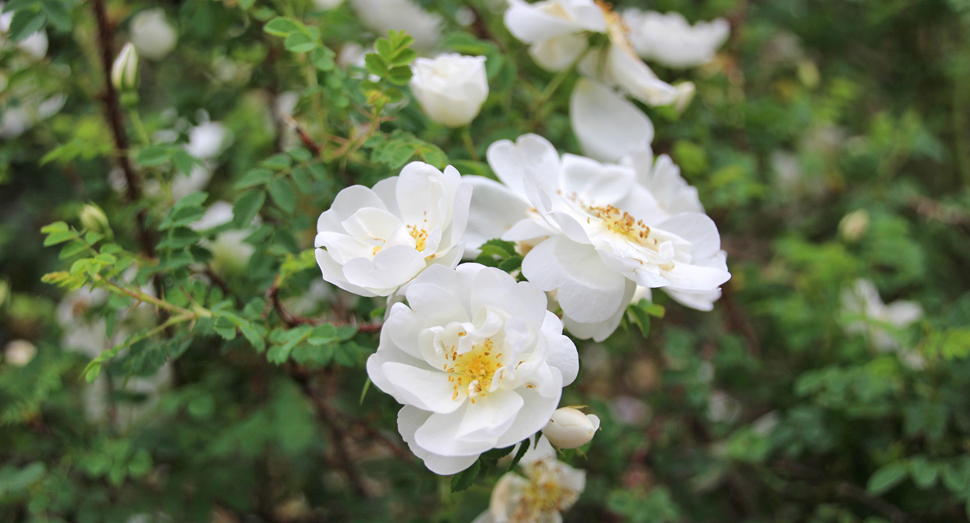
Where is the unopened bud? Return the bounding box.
[79,203,112,237]
[673,82,696,114]
[541,407,600,449]
[839,209,869,242]
[111,43,139,92]
[4,340,37,367]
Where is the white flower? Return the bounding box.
[841,279,923,354]
[313,0,344,10]
[315,161,471,297]
[0,5,48,59]
[190,201,258,273]
[3,340,36,367]
[464,134,730,340]
[623,10,730,68]
[410,54,488,128]
[130,8,177,61]
[472,437,585,523]
[504,0,605,72]
[350,0,443,50]
[368,263,579,475]
[185,121,229,160]
[542,407,600,449]
[111,43,139,92]
[569,79,653,162]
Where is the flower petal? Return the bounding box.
[486,134,560,199]
[462,175,532,256]
[415,406,500,457]
[493,369,563,448]
[539,311,579,384]
[398,406,479,475]
[521,236,629,324]
[569,79,654,162]
[456,389,524,442]
[341,244,426,293]
[382,362,465,414]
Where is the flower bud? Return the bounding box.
[839,209,869,242]
[111,43,139,92]
[542,407,600,449]
[79,203,112,237]
[409,54,488,128]
[4,340,37,367]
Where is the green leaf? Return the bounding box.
[214,317,237,340]
[450,459,481,493]
[135,146,175,167]
[364,53,387,77]
[172,150,201,176]
[261,153,293,170]
[263,16,303,37]
[284,32,317,53]
[159,192,208,229]
[268,178,297,214]
[867,462,908,495]
[387,65,412,86]
[508,436,532,471]
[232,191,266,228]
[8,9,45,41]
[909,457,938,489]
[235,168,274,189]
[311,46,335,71]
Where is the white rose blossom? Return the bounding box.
[350,0,443,50]
[503,0,693,163]
[463,134,730,340]
[623,9,730,68]
[472,437,585,523]
[367,263,579,475]
[841,279,924,367]
[315,161,471,297]
[190,201,258,274]
[130,8,178,61]
[410,54,489,128]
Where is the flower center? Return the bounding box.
[568,194,660,251]
[408,224,428,251]
[443,338,503,403]
[510,462,578,522]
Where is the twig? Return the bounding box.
[295,376,369,497]
[836,482,911,523]
[721,281,761,357]
[90,0,154,259]
[263,275,382,332]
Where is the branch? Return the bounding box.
[90,0,154,259]
[263,276,382,332]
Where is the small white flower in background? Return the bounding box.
[623,10,730,68]
[464,134,730,341]
[0,93,65,140]
[707,390,741,423]
[315,161,471,297]
[841,279,923,356]
[190,201,258,274]
[3,340,37,367]
[542,407,599,449]
[503,0,605,72]
[130,8,177,61]
[409,54,489,128]
[839,209,870,242]
[367,263,579,474]
[350,0,443,50]
[0,4,48,59]
[472,437,585,523]
[313,0,345,10]
[111,43,139,92]
[186,120,230,160]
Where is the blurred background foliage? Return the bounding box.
[1,0,970,521]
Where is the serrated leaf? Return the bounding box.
[135,146,175,167]
[867,462,908,495]
[263,16,303,37]
[364,53,387,77]
[450,459,481,493]
[235,168,274,189]
[284,32,317,53]
[268,178,297,214]
[232,191,265,228]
